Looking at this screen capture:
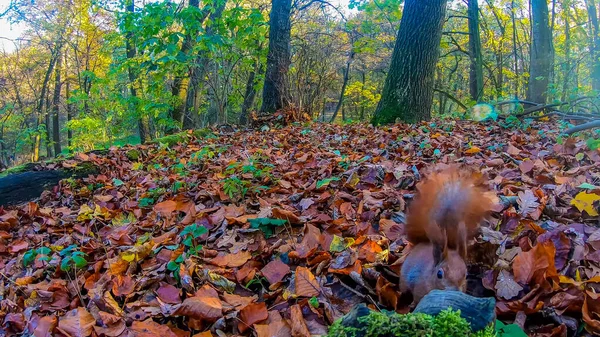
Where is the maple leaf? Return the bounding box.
[495,269,523,300]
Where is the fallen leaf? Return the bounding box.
[57,308,95,337]
[112,275,135,296]
[209,251,252,268]
[518,190,540,218]
[154,200,178,214]
[129,319,178,337]
[238,302,269,333]
[290,304,311,337]
[33,316,58,337]
[571,191,600,216]
[175,296,223,322]
[156,282,181,304]
[513,241,557,287]
[295,266,321,297]
[519,160,534,174]
[261,258,290,284]
[495,269,523,300]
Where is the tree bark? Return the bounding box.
[561,7,571,101]
[371,0,448,124]
[52,51,62,157]
[527,0,554,104]
[330,49,354,122]
[586,0,600,91]
[240,60,264,125]
[259,0,292,115]
[511,0,519,97]
[182,0,226,130]
[468,0,484,102]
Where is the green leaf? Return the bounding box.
[37,247,52,255]
[578,183,600,190]
[329,235,352,252]
[71,255,88,269]
[60,257,72,272]
[167,260,180,271]
[23,249,37,266]
[248,218,288,238]
[309,296,319,308]
[113,178,125,186]
[575,153,584,161]
[316,176,340,189]
[496,322,527,337]
[138,197,155,207]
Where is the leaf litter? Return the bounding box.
[0,120,599,336]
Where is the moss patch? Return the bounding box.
[327,306,496,337]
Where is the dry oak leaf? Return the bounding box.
[57,307,95,337]
[209,250,252,268]
[261,258,291,284]
[517,190,540,219]
[290,304,311,337]
[222,293,256,308]
[238,302,269,333]
[495,269,523,300]
[129,319,178,337]
[174,296,223,322]
[295,266,321,297]
[583,290,600,335]
[513,241,558,286]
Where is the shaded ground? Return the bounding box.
[0,120,599,336]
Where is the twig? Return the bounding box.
[564,120,600,135]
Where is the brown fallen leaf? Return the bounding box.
[513,241,557,287]
[129,319,178,337]
[261,258,290,284]
[495,269,523,300]
[238,302,269,333]
[290,304,311,337]
[174,296,223,322]
[209,250,252,268]
[222,293,256,308]
[33,315,58,337]
[112,275,135,296]
[156,282,181,304]
[57,307,95,337]
[272,207,301,224]
[255,311,292,337]
[154,200,178,214]
[295,266,321,297]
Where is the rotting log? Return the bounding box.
[0,161,99,206]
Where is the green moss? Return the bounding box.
[327,307,496,337]
[192,128,216,139]
[0,163,36,177]
[126,149,141,161]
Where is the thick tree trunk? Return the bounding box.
[371,0,448,124]
[52,51,62,157]
[182,0,226,130]
[468,0,484,102]
[259,0,292,115]
[239,60,264,125]
[66,79,73,148]
[527,0,554,104]
[125,0,148,144]
[586,0,600,91]
[511,0,519,97]
[45,95,53,158]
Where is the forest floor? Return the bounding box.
[0,119,599,337]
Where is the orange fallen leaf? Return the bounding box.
[209,251,252,268]
[154,200,178,214]
[33,315,57,337]
[112,275,135,296]
[513,241,557,287]
[465,146,481,154]
[238,302,269,333]
[57,307,95,337]
[129,319,178,337]
[295,266,320,297]
[175,296,223,322]
[290,304,311,337]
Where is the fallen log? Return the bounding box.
[0,162,99,206]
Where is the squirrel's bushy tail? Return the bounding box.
[405,165,495,250]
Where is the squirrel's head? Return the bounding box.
[431,226,468,292]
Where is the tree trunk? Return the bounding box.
[468,0,484,102]
[511,0,519,97]
[527,0,554,104]
[66,78,73,148]
[240,60,264,125]
[125,0,148,144]
[182,0,226,130]
[330,50,354,122]
[259,0,292,115]
[359,71,366,120]
[52,51,62,157]
[45,94,53,158]
[371,0,448,124]
[586,0,600,91]
[561,7,571,101]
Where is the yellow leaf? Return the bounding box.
[465,146,481,154]
[571,191,600,216]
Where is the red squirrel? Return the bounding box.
[399,166,495,304]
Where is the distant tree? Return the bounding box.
[372,0,448,124]
[586,0,600,91]
[528,0,554,103]
[468,0,484,102]
[260,0,292,115]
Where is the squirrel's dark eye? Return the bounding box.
[437,269,444,279]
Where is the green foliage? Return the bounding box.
[179,224,207,255]
[222,176,250,200]
[23,247,52,267]
[327,308,497,337]
[59,245,88,272]
[316,176,340,189]
[494,320,527,337]
[248,218,288,238]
